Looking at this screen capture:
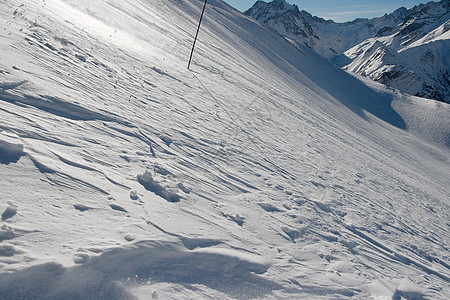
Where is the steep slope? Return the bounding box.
[245,0,450,103]
[0,0,449,299]
[344,18,450,102]
[244,0,414,59]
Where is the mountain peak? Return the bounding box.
[245,0,298,23]
[245,0,450,102]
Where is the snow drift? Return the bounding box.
[0,0,449,299]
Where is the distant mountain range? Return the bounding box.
[245,0,450,103]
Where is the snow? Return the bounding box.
[0,131,24,164]
[244,0,296,23]
[137,170,181,203]
[0,0,449,299]
[369,277,427,300]
[405,20,450,49]
[246,0,450,102]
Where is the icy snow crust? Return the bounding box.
[0,0,449,299]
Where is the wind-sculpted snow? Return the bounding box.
[137,170,181,203]
[0,240,275,300]
[0,262,135,300]
[0,80,28,91]
[0,0,449,299]
[0,91,122,122]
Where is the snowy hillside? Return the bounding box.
[245,0,450,103]
[0,0,449,299]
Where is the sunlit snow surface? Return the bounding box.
[0,0,449,299]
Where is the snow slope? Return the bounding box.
[0,0,449,299]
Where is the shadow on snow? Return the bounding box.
[0,240,280,300]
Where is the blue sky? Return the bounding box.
[222,0,427,22]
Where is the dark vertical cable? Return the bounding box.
[188,0,208,70]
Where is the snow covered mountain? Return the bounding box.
[0,0,449,299]
[245,0,450,103]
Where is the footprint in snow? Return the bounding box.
[258,202,284,213]
[110,204,128,213]
[151,290,159,299]
[223,213,245,226]
[159,134,172,147]
[73,252,91,264]
[2,202,18,221]
[123,233,135,242]
[0,244,18,256]
[137,171,180,203]
[73,204,95,212]
[281,226,305,243]
[130,190,139,201]
[177,182,191,194]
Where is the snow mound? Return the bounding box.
[370,278,427,300]
[137,170,180,203]
[0,240,274,300]
[0,80,27,91]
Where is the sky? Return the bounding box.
[222,0,428,22]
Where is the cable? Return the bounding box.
[188,0,208,70]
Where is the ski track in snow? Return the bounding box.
[0,0,449,299]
